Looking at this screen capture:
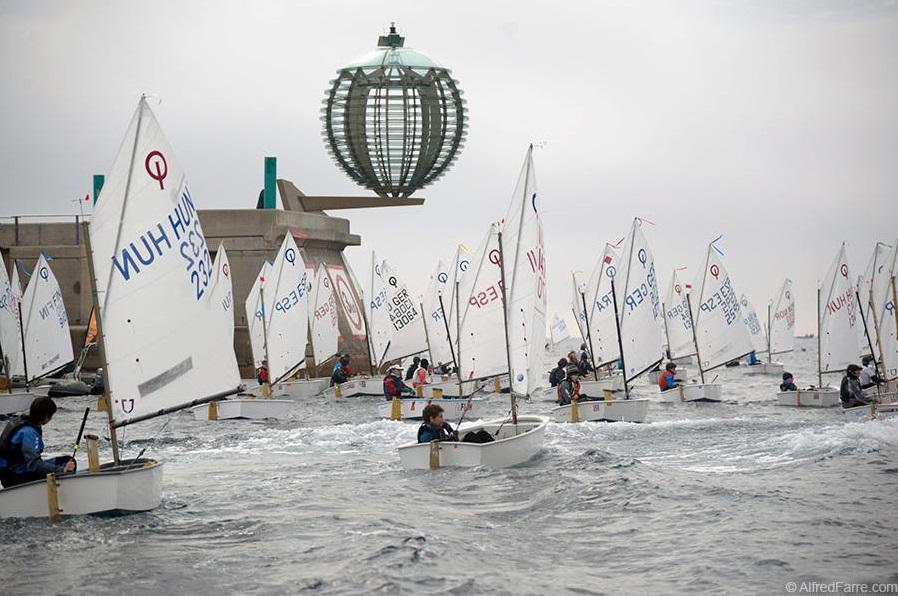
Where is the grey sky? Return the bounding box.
[1,1,896,336]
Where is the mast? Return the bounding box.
[437,293,459,379]
[496,229,518,424]
[816,287,823,389]
[609,277,629,399]
[686,292,705,384]
[454,279,464,393]
[856,290,881,397]
[15,296,29,391]
[580,288,599,381]
[83,221,121,465]
[766,301,773,364]
[419,300,433,365]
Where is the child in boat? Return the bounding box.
[0,397,76,488]
[557,365,589,406]
[412,358,431,388]
[780,372,798,392]
[658,362,684,391]
[383,364,415,400]
[417,404,493,444]
[840,364,874,408]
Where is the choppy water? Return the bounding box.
[2,337,897,595]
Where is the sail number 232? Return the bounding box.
[179,219,213,301]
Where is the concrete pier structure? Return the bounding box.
[0,179,424,379]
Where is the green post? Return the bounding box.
[264,157,277,209]
[92,174,105,204]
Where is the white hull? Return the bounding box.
[397,415,549,469]
[550,398,649,423]
[275,378,330,398]
[776,388,840,407]
[579,375,625,395]
[321,377,383,399]
[191,398,291,421]
[0,391,36,416]
[0,459,162,519]
[419,379,481,398]
[659,384,722,403]
[743,363,784,375]
[842,402,898,421]
[376,397,484,420]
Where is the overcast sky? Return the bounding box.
[2,0,896,337]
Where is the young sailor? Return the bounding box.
[658,362,684,391]
[383,364,415,401]
[840,364,873,409]
[0,397,76,488]
[780,372,798,392]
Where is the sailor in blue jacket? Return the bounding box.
[0,396,76,488]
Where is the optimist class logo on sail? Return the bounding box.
[110,151,213,302]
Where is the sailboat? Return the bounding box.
[739,293,769,372]
[566,244,625,396]
[277,262,338,398]
[321,252,388,399]
[397,146,549,469]
[745,279,794,375]
[377,258,486,420]
[196,234,303,420]
[551,219,655,423]
[777,246,847,408]
[842,240,898,419]
[415,246,486,399]
[661,239,753,403]
[654,268,694,384]
[0,262,35,415]
[0,97,244,519]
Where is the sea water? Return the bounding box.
[1,337,897,595]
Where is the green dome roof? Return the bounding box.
[344,47,445,71]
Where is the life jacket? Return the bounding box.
[659,371,675,390]
[383,375,404,398]
[416,421,453,443]
[413,367,429,388]
[0,416,41,468]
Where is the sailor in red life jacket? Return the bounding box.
[658,362,684,391]
[412,358,431,388]
[383,364,415,400]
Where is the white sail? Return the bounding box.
[691,244,753,373]
[380,260,427,363]
[868,238,898,379]
[19,255,74,381]
[207,246,240,376]
[260,234,310,383]
[818,243,861,375]
[769,278,796,357]
[857,241,891,359]
[0,262,25,378]
[615,220,663,379]
[310,262,339,366]
[245,262,270,370]
[444,245,472,331]
[550,313,571,345]
[586,244,622,365]
[665,270,696,359]
[739,294,768,355]
[457,226,507,381]
[365,252,391,367]
[422,260,454,368]
[502,147,546,395]
[89,97,241,424]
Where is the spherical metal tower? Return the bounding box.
[322,24,467,198]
